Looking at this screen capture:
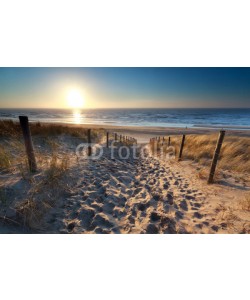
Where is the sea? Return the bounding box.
[0,108,250,130]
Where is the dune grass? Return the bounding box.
[0,119,105,172]
[0,119,94,138]
[14,149,72,230]
[0,120,106,230]
[240,195,250,211]
[150,133,250,174]
[0,145,11,170]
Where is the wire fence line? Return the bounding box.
[2,116,230,184]
[149,131,226,184]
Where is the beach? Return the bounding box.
[41,122,250,143]
[0,121,250,233]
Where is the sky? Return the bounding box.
[0,67,250,109]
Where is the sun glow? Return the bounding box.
[67,89,85,108]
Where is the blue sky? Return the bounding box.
[0,68,250,108]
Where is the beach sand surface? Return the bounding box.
[0,123,249,233]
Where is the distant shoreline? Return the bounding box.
[23,121,250,142]
[1,107,250,134]
[2,119,250,143]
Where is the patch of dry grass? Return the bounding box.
[0,119,101,140]
[15,153,71,230]
[240,195,250,211]
[0,120,107,231]
[217,206,240,230]
[0,145,11,170]
[0,120,21,137]
[0,120,105,174]
[150,133,250,174]
[16,198,52,230]
[44,154,70,185]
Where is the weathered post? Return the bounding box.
[120,135,122,142]
[87,129,92,156]
[168,136,171,147]
[151,138,154,155]
[207,130,226,184]
[106,132,109,148]
[178,134,186,161]
[19,116,37,172]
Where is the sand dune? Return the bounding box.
[42,144,250,234]
[0,121,250,234]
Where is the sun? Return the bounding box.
[67,89,85,108]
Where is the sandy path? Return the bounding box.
[44,144,215,234]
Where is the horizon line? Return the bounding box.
[1,107,250,110]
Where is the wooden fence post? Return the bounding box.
[19,116,37,172]
[207,130,226,184]
[168,136,171,147]
[87,129,92,156]
[178,134,186,161]
[106,132,109,148]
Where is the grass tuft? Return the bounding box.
[0,146,11,170]
[240,195,250,211]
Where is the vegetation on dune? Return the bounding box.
[150,133,250,174]
[0,119,102,140]
[0,120,106,231]
[15,158,71,230]
[240,195,250,211]
[0,119,105,174]
[0,145,12,170]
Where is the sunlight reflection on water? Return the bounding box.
[73,110,82,124]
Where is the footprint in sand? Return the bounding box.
[67,222,76,233]
[193,203,201,208]
[193,212,203,219]
[166,192,174,205]
[175,210,184,220]
[150,211,161,222]
[146,223,159,234]
[113,207,126,218]
[91,213,114,230]
[102,201,115,214]
[78,206,96,230]
[179,199,188,211]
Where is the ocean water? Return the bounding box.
[0,108,250,129]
